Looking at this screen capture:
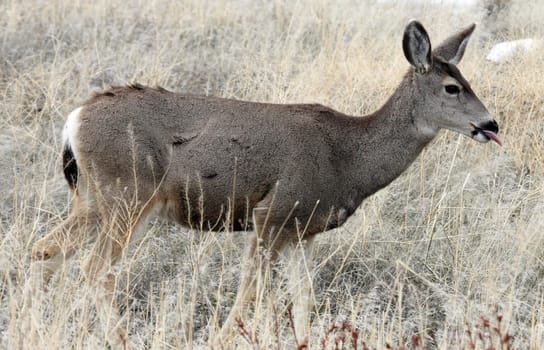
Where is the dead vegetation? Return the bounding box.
[1,0,543,349]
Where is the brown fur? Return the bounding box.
[31,22,499,348]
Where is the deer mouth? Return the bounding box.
[470,122,503,146]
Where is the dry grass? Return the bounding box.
[1,0,544,349]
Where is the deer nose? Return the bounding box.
[480,120,499,134]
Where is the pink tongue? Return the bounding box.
[483,130,503,146]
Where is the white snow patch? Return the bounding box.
[486,39,542,64]
[377,0,480,8]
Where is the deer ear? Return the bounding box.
[433,23,476,64]
[403,20,432,74]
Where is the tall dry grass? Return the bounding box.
[1,0,543,348]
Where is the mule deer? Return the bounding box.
[30,21,501,348]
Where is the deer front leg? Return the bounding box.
[286,234,316,344]
[216,233,261,344]
[215,207,286,345]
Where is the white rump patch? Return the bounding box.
[63,107,83,158]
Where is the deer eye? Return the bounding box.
[444,84,461,95]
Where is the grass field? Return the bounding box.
[1,0,544,349]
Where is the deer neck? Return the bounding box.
[346,73,437,199]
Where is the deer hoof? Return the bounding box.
[32,241,59,261]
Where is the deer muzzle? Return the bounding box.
[471,120,502,146]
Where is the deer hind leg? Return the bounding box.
[31,206,101,285]
[216,206,288,344]
[81,199,158,350]
[82,231,127,350]
[22,204,102,346]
